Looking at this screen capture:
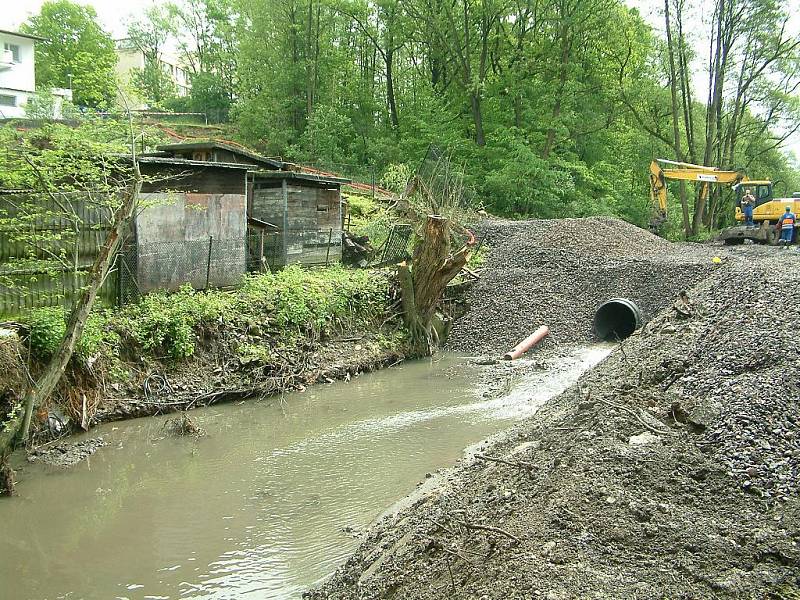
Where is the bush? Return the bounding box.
[25,306,119,365]
[23,267,390,366]
[116,284,234,359]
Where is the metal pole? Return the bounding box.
[259,230,265,272]
[206,236,213,289]
[325,228,333,266]
[371,167,375,200]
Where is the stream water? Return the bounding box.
[0,346,612,600]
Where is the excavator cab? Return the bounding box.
[734,181,773,210]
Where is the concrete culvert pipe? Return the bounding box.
[593,298,642,341]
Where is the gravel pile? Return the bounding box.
[449,218,718,355]
[308,247,800,599]
[663,260,800,503]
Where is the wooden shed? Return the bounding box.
[131,157,252,294]
[250,171,350,267]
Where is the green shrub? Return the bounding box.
[23,267,390,366]
[24,306,119,364]
[116,284,234,359]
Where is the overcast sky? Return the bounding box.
[3,0,799,165]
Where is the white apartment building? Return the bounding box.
[0,29,40,118]
[116,39,191,108]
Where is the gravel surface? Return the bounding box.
[308,221,800,599]
[449,218,720,356]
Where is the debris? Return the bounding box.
[163,412,205,437]
[0,458,15,496]
[27,438,107,467]
[628,432,660,446]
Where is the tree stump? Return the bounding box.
[399,215,473,356]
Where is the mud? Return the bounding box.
[308,231,800,599]
[89,334,403,427]
[27,437,107,468]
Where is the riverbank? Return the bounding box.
[308,229,800,598]
[0,266,407,459]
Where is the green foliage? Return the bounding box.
[380,164,412,194]
[228,0,798,231]
[24,306,119,364]
[20,267,390,365]
[117,284,233,359]
[23,92,56,120]
[295,105,357,166]
[189,72,232,122]
[21,0,118,107]
[237,265,387,333]
[131,62,179,107]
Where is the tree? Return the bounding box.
[398,157,474,355]
[167,0,240,120]
[0,117,143,447]
[125,6,179,106]
[230,0,798,226]
[21,0,118,108]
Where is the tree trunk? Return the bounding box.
[18,171,143,444]
[542,23,570,159]
[306,0,315,119]
[470,93,486,147]
[664,0,691,238]
[399,215,473,356]
[386,47,400,130]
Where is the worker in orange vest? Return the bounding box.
[778,206,795,246]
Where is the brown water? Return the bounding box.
[0,347,611,600]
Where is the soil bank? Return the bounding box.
[308,223,800,599]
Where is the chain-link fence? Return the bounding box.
[115,230,343,305]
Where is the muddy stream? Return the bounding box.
[0,346,612,600]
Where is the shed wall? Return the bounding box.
[135,192,246,291]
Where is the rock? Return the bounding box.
[629,432,660,446]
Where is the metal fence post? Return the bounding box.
[206,236,214,289]
[259,230,265,272]
[325,228,333,267]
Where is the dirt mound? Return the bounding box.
[449,218,718,356]
[307,254,800,599]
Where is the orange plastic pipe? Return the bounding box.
[503,325,550,360]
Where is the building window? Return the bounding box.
[0,94,16,107]
[3,43,20,63]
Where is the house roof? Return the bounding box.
[253,170,351,186]
[0,29,46,42]
[137,156,255,170]
[156,141,284,169]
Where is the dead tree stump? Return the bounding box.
[398,215,473,356]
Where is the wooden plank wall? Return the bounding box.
[0,192,117,315]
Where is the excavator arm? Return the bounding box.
[649,159,746,230]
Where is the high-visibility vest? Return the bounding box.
[782,213,795,229]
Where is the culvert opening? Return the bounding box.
[593,298,642,341]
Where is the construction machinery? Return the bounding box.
[649,158,799,245]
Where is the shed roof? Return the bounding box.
[253,170,351,186]
[156,141,284,169]
[137,156,255,170]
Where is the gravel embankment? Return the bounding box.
[448,218,720,356]
[308,222,800,599]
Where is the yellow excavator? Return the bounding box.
[649,158,799,245]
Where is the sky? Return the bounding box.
[3,0,799,166]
